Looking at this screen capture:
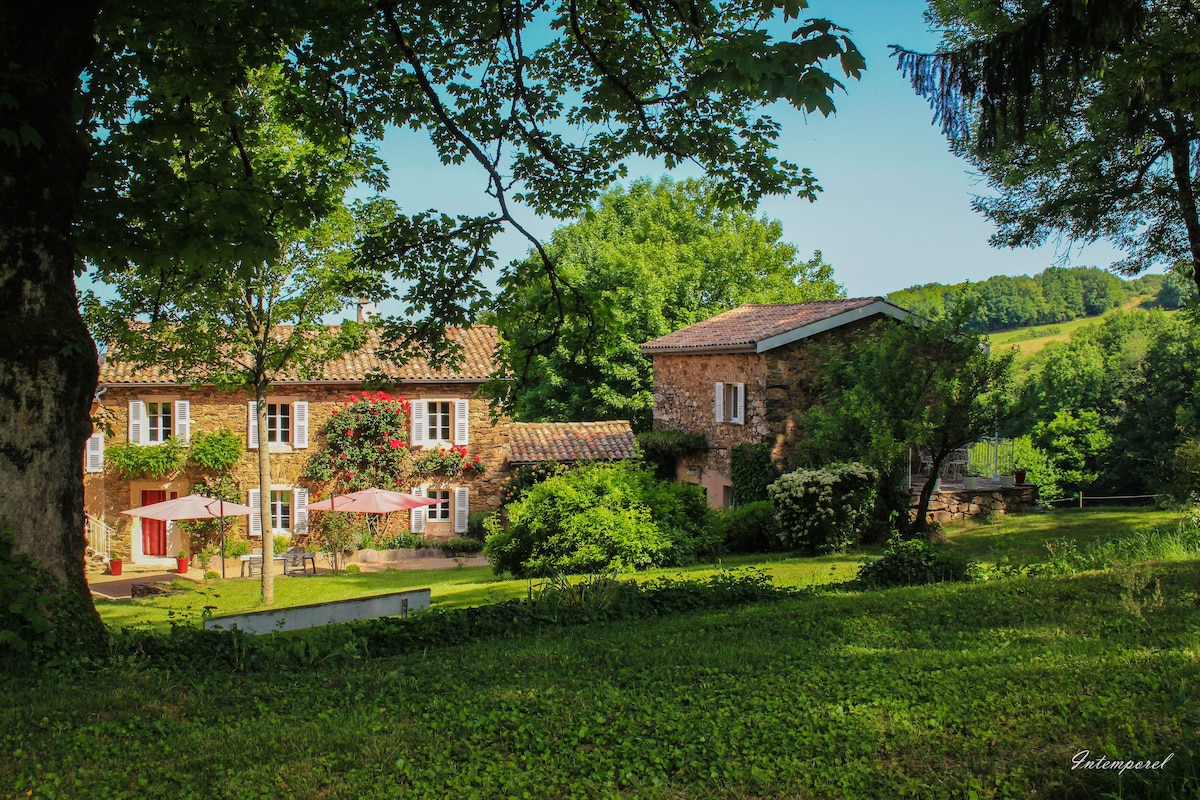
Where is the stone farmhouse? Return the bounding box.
[641,298,913,508]
[84,326,634,569]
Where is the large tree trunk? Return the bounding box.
[1166,116,1200,299]
[0,3,105,647]
[914,450,951,544]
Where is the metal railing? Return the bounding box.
[84,513,115,558]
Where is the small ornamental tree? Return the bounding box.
[304,392,413,492]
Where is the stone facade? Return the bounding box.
[86,381,512,566]
[648,322,875,507]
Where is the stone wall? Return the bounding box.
[88,382,513,561]
[648,318,884,506]
[914,485,1039,524]
[649,351,764,505]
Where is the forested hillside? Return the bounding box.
[887,267,1194,333]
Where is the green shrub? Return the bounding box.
[224,540,250,559]
[713,500,783,553]
[439,536,484,555]
[344,564,361,574]
[273,535,290,555]
[377,532,426,550]
[730,443,781,505]
[769,461,877,552]
[857,534,981,588]
[485,461,706,577]
[465,510,490,541]
[635,429,708,480]
[499,461,569,505]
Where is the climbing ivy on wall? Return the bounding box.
[730,443,781,506]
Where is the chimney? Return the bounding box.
[356,299,378,324]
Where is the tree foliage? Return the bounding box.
[894,0,1200,296]
[491,177,845,430]
[887,266,1128,332]
[2,0,866,632]
[796,307,1015,534]
[1013,309,1200,495]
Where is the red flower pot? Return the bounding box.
[109,559,123,576]
[176,557,190,574]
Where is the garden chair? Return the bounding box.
[282,546,316,576]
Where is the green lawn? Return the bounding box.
[6,506,1199,798]
[988,297,1169,358]
[97,506,1184,631]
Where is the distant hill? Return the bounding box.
[886,268,1192,335]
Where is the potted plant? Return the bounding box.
[963,468,981,491]
[109,556,123,576]
[1014,466,1028,485]
[999,473,1016,488]
[176,549,190,574]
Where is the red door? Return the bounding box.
[140,490,176,556]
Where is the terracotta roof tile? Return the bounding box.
[640,299,888,353]
[99,326,499,385]
[507,421,635,464]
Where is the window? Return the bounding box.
[248,401,308,449]
[267,403,291,443]
[248,487,308,536]
[722,485,735,509]
[427,489,451,521]
[427,402,451,443]
[714,382,745,425]
[147,402,172,443]
[270,490,292,530]
[410,399,470,447]
[410,486,470,533]
[129,399,190,444]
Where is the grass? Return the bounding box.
[96,506,1184,631]
[987,297,1170,358]
[5,509,1200,797]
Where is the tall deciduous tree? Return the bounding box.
[893,0,1200,298]
[797,306,1014,536]
[4,0,864,638]
[491,177,845,430]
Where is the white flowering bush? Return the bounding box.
[768,461,877,552]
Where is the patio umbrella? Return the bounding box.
[306,487,441,514]
[122,494,254,579]
[307,488,443,564]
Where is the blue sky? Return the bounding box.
[372,0,1130,300]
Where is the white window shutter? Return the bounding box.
[293,488,309,535]
[293,401,309,449]
[85,433,104,473]
[411,401,426,446]
[247,401,259,449]
[735,383,745,425]
[410,486,426,533]
[248,488,262,537]
[454,400,470,445]
[129,400,145,444]
[714,383,724,422]
[174,400,191,443]
[453,487,469,533]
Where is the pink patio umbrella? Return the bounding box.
[307,488,443,562]
[122,494,254,578]
[306,487,441,514]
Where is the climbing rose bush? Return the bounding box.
[412,444,486,477]
[304,392,413,491]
